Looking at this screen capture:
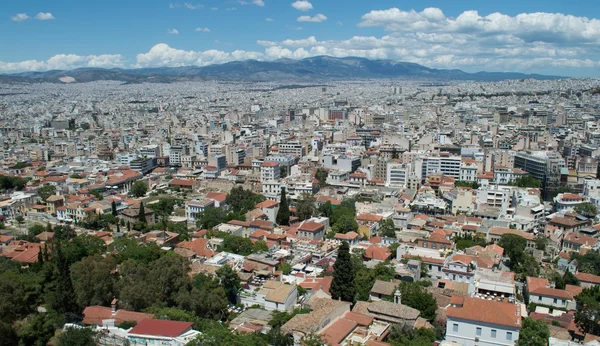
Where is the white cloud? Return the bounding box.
[184,3,203,9]
[11,13,30,22]
[291,1,313,12]
[0,54,124,72]
[337,21,343,25]
[238,0,265,6]
[265,17,274,22]
[297,13,327,22]
[211,7,218,11]
[195,27,211,32]
[35,12,55,20]
[168,29,179,34]
[226,8,237,11]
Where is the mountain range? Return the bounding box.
[0,56,563,84]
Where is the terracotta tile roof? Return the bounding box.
[564,233,598,247]
[565,284,583,297]
[169,179,195,187]
[344,311,374,326]
[370,280,396,296]
[299,276,333,295]
[82,306,154,326]
[265,283,296,304]
[530,287,573,300]
[447,296,521,328]
[261,161,279,167]
[176,238,215,258]
[364,245,391,261]
[357,213,383,223]
[575,272,600,285]
[128,319,193,337]
[321,318,357,346]
[255,200,279,209]
[298,221,324,233]
[489,227,535,240]
[335,231,360,241]
[206,192,228,203]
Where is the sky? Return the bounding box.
[1,0,600,77]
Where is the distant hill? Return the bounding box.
[0,56,563,84]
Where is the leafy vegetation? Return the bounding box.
[397,282,437,322]
[513,175,541,188]
[0,174,29,191]
[517,317,550,346]
[331,241,356,302]
[575,286,600,335]
[276,188,290,226]
[574,202,598,218]
[131,180,148,197]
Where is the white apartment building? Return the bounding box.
[446,297,521,346]
[139,145,160,158]
[386,162,410,188]
[261,161,281,183]
[278,141,305,157]
[583,179,600,206]
[460,162,478,182]
[422,156,461,180]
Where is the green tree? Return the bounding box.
[276,188,290,226]
[574,202,598,218]
[314,168,328,187]
[514,176,541,188]
[330,214,358,235]
[132,180,148,197]
[221,235,254,256]
[454,181,479,189]
[331,241,356,302]
[138,201,147,224]
[575,286,600,335]
[57,327,97,346]
[0,321,18,346]
[397,282,437,322]
[253,240,269,253]
[196,207,228,229]
[388,327,437,346]
[535,236,548,251]
[572,250,600,275]
[17,309,64,346]
[498,234,527,267]
[517,317,550,346]
[379,219,396,238]
[111,200,118,216]
[38,184,56,202]
[52,241,78,314]
[110,237,162,264]
[216,264,241,304]
[280,263,292,275]
[296,193,316,221]
[70,255,118,309]
[563,270,580,286]
[226,186,265,214]
[318,201,333,219]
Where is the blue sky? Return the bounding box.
[1,0,600,76]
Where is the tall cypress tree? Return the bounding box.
[138,202,146,224]
[52,241,77,314]
[276,188,290,226]
[331,241,356,302]
[111,200,118,216]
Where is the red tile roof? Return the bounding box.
[255,200,279,209]
[447,296,521,328]
[575,272,600,285]
[206,192,227,203]
[128,319,193,337]
[364,245,391,261]
[82,306,154,326]
[321,318,357,346]
[298,221,324,233]
[169,179,195,187]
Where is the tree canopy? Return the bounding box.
[397,282,437,322]
[131,180,148,197]
[331,241,356,302]
[574,202,598,218]
[38,184,57,202]
[296,193,316,221]
[575,286,600,335]
[513,175,541,188]
[276,188,290,226]
[517,317,550,346]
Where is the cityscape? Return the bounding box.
[1,1,600,346]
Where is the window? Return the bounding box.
[491,329,497,338]
[453,324,458,333]
[553,298,557,304]
[476,327,482,336]
[507,332,513,341]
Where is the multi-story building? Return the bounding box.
[323,155,361,173]
[422,155,461,181]
[261,161,281,183]
[445,297,521,346]
[139,145,160,158]
[386,162,409,188]
[278,141,306,157]
[514,151,564,199]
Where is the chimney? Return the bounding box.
[111,298,119,315]
[394,290,402,305]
